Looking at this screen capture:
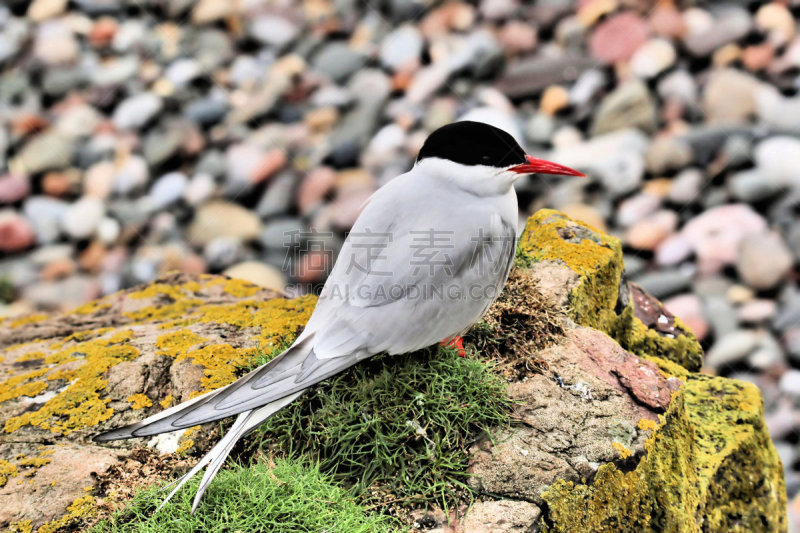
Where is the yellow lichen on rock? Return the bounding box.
[0,459,18,487]
[35,495,97,533]
[540,359,786,533]
[518,209,703,371]
[127,393,152,410]
[8,314,49,328]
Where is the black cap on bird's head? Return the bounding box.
[417,121,585,177]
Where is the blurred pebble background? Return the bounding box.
[0,0,799,525]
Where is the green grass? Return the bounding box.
[243,344,511,508]
[89,458,402,533]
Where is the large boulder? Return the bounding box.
[0,210,786,532]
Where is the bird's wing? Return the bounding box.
[94,337,368,439]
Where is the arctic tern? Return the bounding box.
[95,120,584,511]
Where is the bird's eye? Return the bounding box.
[481,155,491,162]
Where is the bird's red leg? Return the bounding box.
[440,336,466,357]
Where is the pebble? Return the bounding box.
[632,268,693,299]
[0,210,35,252]
[705,329,762,370]
[113,155,149,196]
[779,369,800,397]
[15,132,72,175]
[738,299,778,324]
[702,68,760,123]
[23,196,68,244]
[664,293,708,341]
[616,193,661,228]
[591,80,657,136]
[0,175,30,204]
[223,261,287,293]
[684,6,752,57]
[736,231,794,291]
[184,173,216,207]
[188,201,261,246]
[250,14,298,48]
[681,204,768,275]
[84,161,116,199]
[380,25,423,71]
[589,12,649,64]
[753,136,800,189]
[645,137,692,175]
[61,196,105,240]
[630,39,676,79]
[668,168,703,204]
[625,209,678,251]
[655,234,693,266]
[149,172,188,210]
[112,93,163,131]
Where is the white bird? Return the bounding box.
[94,121,584,512]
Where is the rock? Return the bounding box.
[779,369,800,397]
[149,172,189,210]
[591,80,657,136]
[112,93,163,131]
[23,196,68,244]
[27,0,67,21]
[188,201,261,246]
[0,210,35,253]
[380,25,423,71]
[33,20,79,65]
[616,193,661,228]
[249,14,298,48]
[223,261,287,292]
[203,237,245,270]
[297,167,336,215]
[311,42,367,83]
[655,234,693,267]
[84,161,116,200]
[113,155,149,196]
[61,197,105,240]
[589,11,649,64]
[559,204,607,233]
[753,136,800,189]
[0,175,30,204]
[755,3,795,46]
[496,54,599,99]
[498,20,537,55]
[645,137,693,175]
[669,168,704,204]
[625,210,678,251]
[664,294,709,341]
[684,6,752,57]
[462,498,541,532]
[256,172,295,219]
[729,169,780,203]
[14,132,72,175]
[184,173,216,207]
[633,269,693,299]
[630,38,676,78]
[681,204,768,275]
[736,231,794,291]
[705,329,761,370]
[702,68,760,123]
[548,129,649,197]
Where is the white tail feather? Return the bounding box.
[156,391,304,513]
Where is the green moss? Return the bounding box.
[89,459,402,533]
[518,209,703,371]
[541,375,786,532]
[246,345,510,508]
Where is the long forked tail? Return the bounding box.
[159,391,304,513]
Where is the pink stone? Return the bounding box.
[737,299,778,323]
[0,175,31,204]
[680,204,768,275]
[84,161,115,199]
[624,209,678,251]
[663,293,709,341]
[656,233,693,266]
[589,12,650,64]
[297,167,336,215]
[0,211,36,252]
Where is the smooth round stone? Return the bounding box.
[225,143,263,195]
[655,234,693,266]
[184,173,216,207]
[702,68,760,123]
[630,38,676,78]
[311,42,366,83]
[15,132,72,174]
[748,332,785,370]
[250,14,298,48]
[624,209,678,251]
[33,20,79,65]
[736,230,794,291]
[755,3,795,46]
[616,193,661,228]
[297,167,336,215]
[223,261,286,292]
[559,204,607,233]
[96,216,120,245]
[498,20,537,55]
[84,161,115,199]
[112,20,145,52]
[380,25,423,70]
[681,204,768,274]
[705,329,762,370]
[112,93,163,131]
[189,201,261,246]
[663,293,708,341]
[738,299,778,323]
[23,196,68,244]
[779,369,800,397]
[589,12,649,64]
[185,93,228,127]
[149,172,188,210]
[61,196,105,240]
[0,175,30,204]
[113,155,149,196]
[0,210,35,252]
[55,104,102,137]
[729,169,780,203]
[590,80,657,136]
[684,6,752,57]
[753,136,800,188]
[632,268,693,299]
[28,0,68,22]
[204,237,245,270]
[260,217,305,250]
[165,58,202,87]
[569,69,605,108]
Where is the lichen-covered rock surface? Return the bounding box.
[0,211,786,532]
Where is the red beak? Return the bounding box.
[509,155,585,177]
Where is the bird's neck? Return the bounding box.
[415,158,517,197]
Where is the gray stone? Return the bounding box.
[705,330,762,370]
[311,42,367,83]
[631,268,693,299]
[15,133,72,174]
[23,197,68,244]
[380,25,423,70]
[256,172,297,219]
[112,93,163,131]
[591,80,657,136]
[737,231,794,291]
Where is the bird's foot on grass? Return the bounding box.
[440,336,466,357]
